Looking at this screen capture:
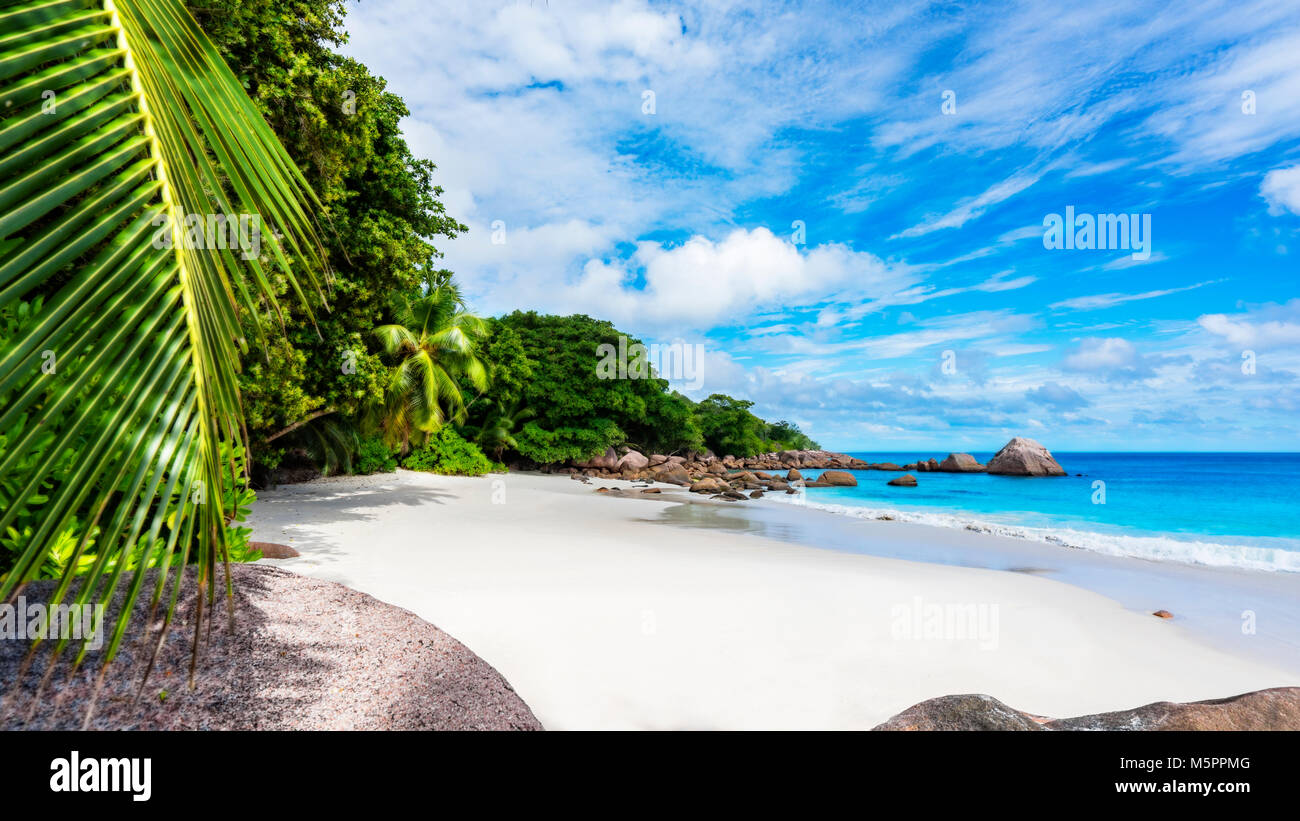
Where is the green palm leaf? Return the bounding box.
[370,285,489,448]
[0,0,325,702]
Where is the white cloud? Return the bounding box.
[1142,23,1300,169]
[1198,300,1300,349]
[497,227,916,332]
[1261,165,1300,216]
[1050,280,1219,311]
[1062,337,1153,378]
[994,344,1053,357]
[1027,382,1090,409]
[996,225,1045,244]
[855,310,1037,360]
[891,173,1041,239]
[1101,251,1171,271]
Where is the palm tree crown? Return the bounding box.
[372,282,487,449]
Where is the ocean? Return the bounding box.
[783,452,1300,573]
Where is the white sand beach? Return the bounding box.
[247,470,1300,730]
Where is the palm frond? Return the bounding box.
[0,0,325,699]
[373,322,417,355]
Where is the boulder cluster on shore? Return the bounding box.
[873,687,1300,731]
[549,436,1066,501]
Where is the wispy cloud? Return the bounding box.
[1050,280,1221,311]
[891,173,1041,239]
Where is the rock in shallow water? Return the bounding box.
[888,474,918,487]
[937,452,985,472]
[985,436,1066,476]
[818,470,858,486]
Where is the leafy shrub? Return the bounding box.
[513,418,624,465]
[765,420,819,451]
[354,436,398,474]
[0,419,260,581]
[221,442,261,563]
[402,427,495,475]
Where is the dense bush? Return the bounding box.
[401,427,496,475]
[765,420,820,452]
[694,394,768,457]
[456,313,818,464]
[471,312,705,462]
[354,437,398,474]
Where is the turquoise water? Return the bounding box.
[789,452,1300,572]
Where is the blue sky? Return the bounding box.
[342,0,1300,451]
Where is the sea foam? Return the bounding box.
[767,495,1300,573]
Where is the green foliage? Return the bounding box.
[764,420,820,451]
[513,418,626,465]
[221,443,261,563]
[0,0,321,680]
[694,394,770,457]
[482,312,704,462]
[461,399,533,462]
[193,0,467,462]
[354,436,398,474]
[0,325,260,580]
[268,415,363,477]
[401,427,495,476]
[476,321,534,410]
[653,391,706,454]
[370,281,489,449]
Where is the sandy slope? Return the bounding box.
[247,470,1300,730]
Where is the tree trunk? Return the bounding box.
[264,406,336,443]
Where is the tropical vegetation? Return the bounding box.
[0,0,817,689]
[0,0,329,685]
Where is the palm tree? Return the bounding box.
[0,0,324,697]
[371,282,488,451]
[463,398,534,462]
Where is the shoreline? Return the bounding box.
[644,488,1300,674]
[772,485,1300,574]
[247,469,1300,729]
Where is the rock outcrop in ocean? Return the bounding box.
[818,470,858,487]
[985,437,1066,476]
[937,453,984,472]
